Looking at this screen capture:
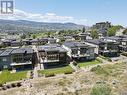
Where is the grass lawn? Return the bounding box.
[77,60,100,67]
[0,70,27,84]
[38,66,74,77]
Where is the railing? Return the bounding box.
[10,61,32,66]
[40,58,59,63]
[72,54,90,58]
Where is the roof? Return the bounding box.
[63,41,92,48]
[0,50,4,54]
[104,36,121,41]
[38,44,66,52]
[86,39,119,45]
[11,47,33,54]
[0,49,13,56]
[11,41,21,44]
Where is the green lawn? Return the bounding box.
[0,70,27,84]
[38,66,74,77]
[77,60,100,67]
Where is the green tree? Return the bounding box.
[32,35,36,39]
[20,34,26,39]
[123,29,127,34]
[91,29,98,39]
[107,25,123,36]
[83,27,86,33]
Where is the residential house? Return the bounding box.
[78,32,92,41]
[93,21,111,38]
[0,49,13,70]
[0,47,34,71]
[38,44,67,67]
[63,41,95,61]
[11,40,22,47]
[103,36,127,52]
[10,47,34,70]
[85,39,120,57]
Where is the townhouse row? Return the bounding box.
[0,35,127,71]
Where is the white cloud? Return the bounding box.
[0,9,87,25]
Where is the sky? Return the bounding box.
[0,0,127,26]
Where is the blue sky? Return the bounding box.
[1,0,127,26]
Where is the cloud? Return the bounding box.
[0,9,87,25]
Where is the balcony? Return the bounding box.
[72,54,90,58]
[40,58,59,63]
[10,61,32,66]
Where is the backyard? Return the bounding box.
[38,65,74,77]
[77,60,101,67]
[0,70,27,84]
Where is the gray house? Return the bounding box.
[63,41,95,61]
[38,44,67,67]
[85,39,120,57]
[0,47,34,71]
[0,49,13,70]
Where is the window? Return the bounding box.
[3,65,8,69]
[2,58,7,62]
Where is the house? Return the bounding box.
[37,44,67,67]
[38,38,58,45]
[63,41,95,61]
[0,47,34,71]
[30,39,39,45]
[85,39,120,57]
[103,36,127,52]
[0,49,13,70]
[11,40,22,47]
[93,21,111,37]
[78,32,92,41]
[10,47,34,70]
[93,21,111,30]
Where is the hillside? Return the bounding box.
[0,19,86,33]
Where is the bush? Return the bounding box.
[91,84,111,95]
[45,73,55,77]
[96,58,103,63]
[11,83,17,87]
[91,65,109,75]
[121,52,127,57]
[0,83,3,87]
[64,71,73,74]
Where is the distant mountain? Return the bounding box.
[0,19,87,33]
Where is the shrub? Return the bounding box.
[45,73,55,77]
[64,71,73,74]
[91,84,111,95]
[121,52,127,57]
[96,58,103,63]
[91,65,109,75]
[17,82,22,87]
[11,83,17,87]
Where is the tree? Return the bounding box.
[32,35,36,39]
[83,27,86,33]
[90,29,98,39]
[107,25,123,36]
[20,34,26,39]
[123,29,127,34]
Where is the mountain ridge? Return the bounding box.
[0,19,87,33]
